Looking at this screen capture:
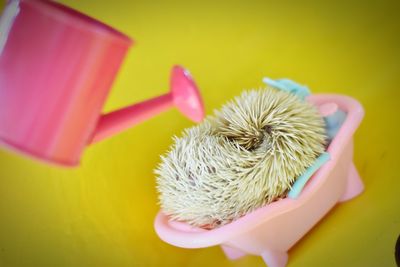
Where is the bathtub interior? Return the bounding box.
[156,93,364,247]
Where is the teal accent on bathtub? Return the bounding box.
[288,152,331,199]
[262,77,311,100]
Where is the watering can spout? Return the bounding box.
[90,65,204,144]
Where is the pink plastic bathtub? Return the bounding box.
[154,94,364,267]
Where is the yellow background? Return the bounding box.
[0,0,399,266]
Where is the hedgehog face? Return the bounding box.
[156,88,326,228]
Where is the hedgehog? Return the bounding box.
[155,87,326,229]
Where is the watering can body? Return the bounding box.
[0,0,204,166]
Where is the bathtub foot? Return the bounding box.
[221,245,247,260]
[339,163,364,202]
[261,250,288,267]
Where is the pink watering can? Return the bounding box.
[0,0,204,166]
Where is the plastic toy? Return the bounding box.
[0,0,204,166]
[154,79,364,267]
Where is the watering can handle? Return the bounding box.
[89,65,204,144]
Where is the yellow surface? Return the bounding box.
[0,1,399,266]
